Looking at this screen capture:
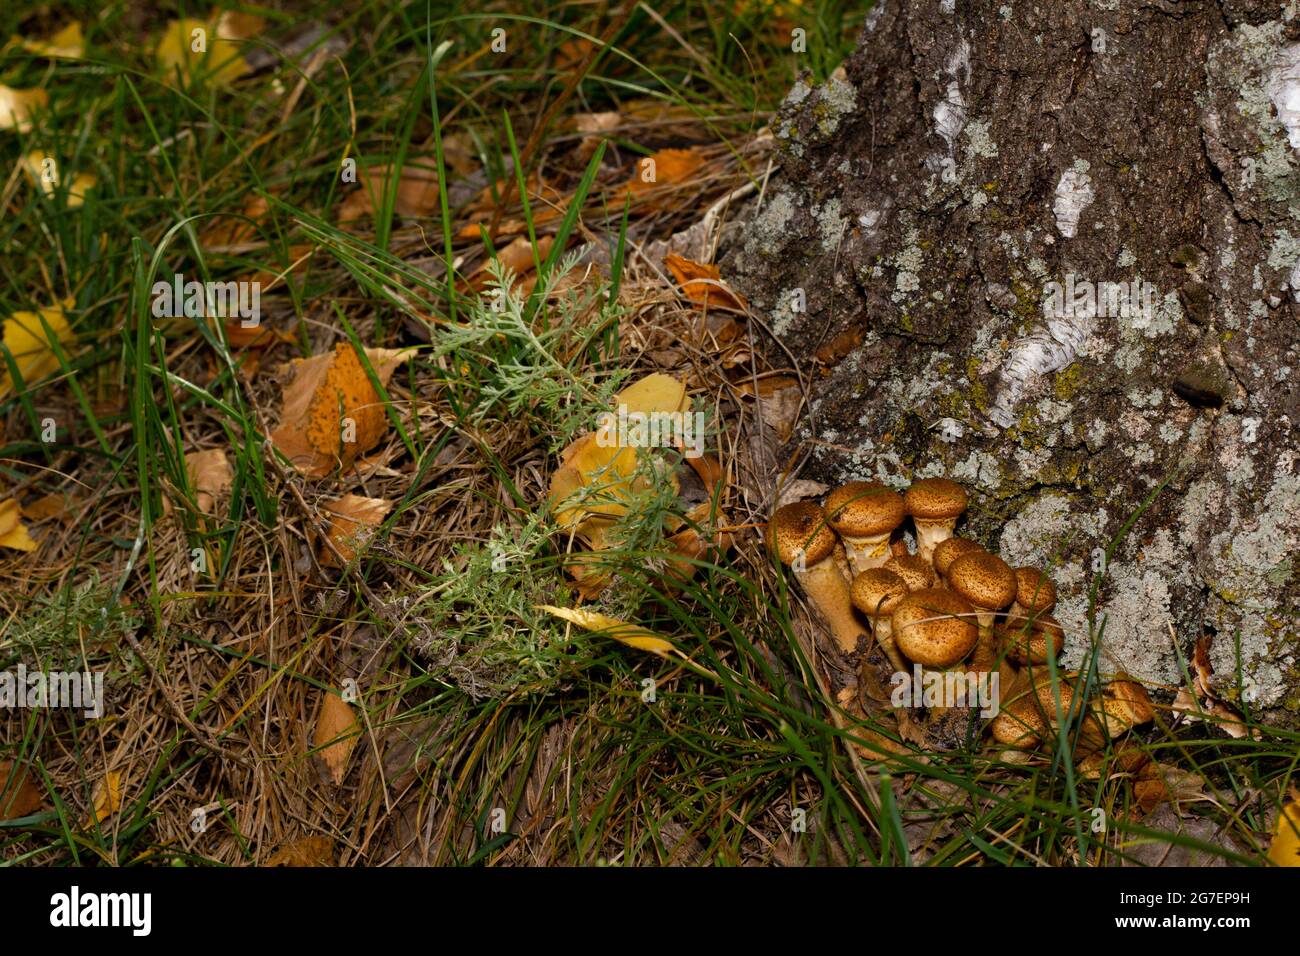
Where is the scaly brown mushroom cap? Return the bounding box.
[904,477,968,520]
[1087,676,1156,741]
[999,613,1066,665]
[948,552,1017,614]
[1012,567,1057,616]
[826,481,906,538]
[891,588,977,667]
[767,501,837,568]
[851,568,909,619]
[992,674,1077,749]
[933,536,984,580]
[883,553,936,592]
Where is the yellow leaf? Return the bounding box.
[19,22,85,59]
[1,301,73,400]
[536,604,678,657]
[85,771,122,826]
[313,691,359,786]
[0,499,37,551]
[1270,797,1300,867]
[19,151,96,208]
[320,494,393,566]
[269,342,415,477]
[155,18,252,89]
[0,84,48,132]
[615,371,689,416]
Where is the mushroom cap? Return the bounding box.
[883,553,936,591]
[851,568,908,618]
[1000,613,1066,665]
[1102,677,1155,726]
[947,551,1017,611]
[891,588,978,667]
[904,477,968,521]
[767,501,837,567]
[1013,567,1057,613]
[825,481,906,538]
[933,536,984,577]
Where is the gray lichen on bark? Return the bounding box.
[726,0,1300,723]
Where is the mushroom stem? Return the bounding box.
[913,518,958,564]
[796,558,867,655]
[870,617,910,673]
[841,532,894,575]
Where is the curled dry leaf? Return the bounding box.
[0,760,42,820]
[0,85,48,132]
[269,342,415,477]
[313,690,359,786]
[320,494,393,567]
[1,301,74,400]
[536,605,678,657]
[0,498,37,551]
[185,449,232,514]
[664,253,748,312]
[19,151,96,207]
[266,834,336,867]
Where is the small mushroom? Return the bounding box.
[883,553,936,592]
[991,673,1078,751]
[1009,566,1057,621]
[947,551,1017,673]
[890,587,978,668]
[903,477,968,564]
[999,612,1066,666]
[825,481,907,575]
[932,536,984,582]
[1081,676,1155,748]
[768,501,864,655]
[850,568,910,672]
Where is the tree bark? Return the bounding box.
[727,0,1300,726]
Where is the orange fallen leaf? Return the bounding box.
[624,147,706,209]
[664,253,748,312]
[199,193,270,250]
[269,342,415,477]
[314,690,359,785]
[0,498,37,551]
[267,835,336,866]
[320,494,393,566]
[0,760,42,820]
[185,448,232,514]
[339,157,441,222]
[21,492,69,522]
[466,235,555,292]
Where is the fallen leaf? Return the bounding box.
[339,157,442,223]
[1134,761,1206,816]
[1269,795,1300,867]
[0,498,38,551]
[320,494,393,566]
[186,449,232,514]
[0,760,42,820]
[269,342,415,477]
[536,604,678,657]
[1,301,74,399]
[314,690,359,785]
[85,770,122,826]
[18,150,95,208]
[466,235,554,292]
[266,835,336,867]
[199,193,270,249]
[0,85,48,132]
[14,22,85,59]
[664,253,748,312]
[21,492,68,522]
[155,17,253,88]
[624,147,706,209]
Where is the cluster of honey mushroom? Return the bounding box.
[767,477,1154,759]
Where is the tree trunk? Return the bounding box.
[727,0,1300,726]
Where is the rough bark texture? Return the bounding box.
[725,0,1300,725]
